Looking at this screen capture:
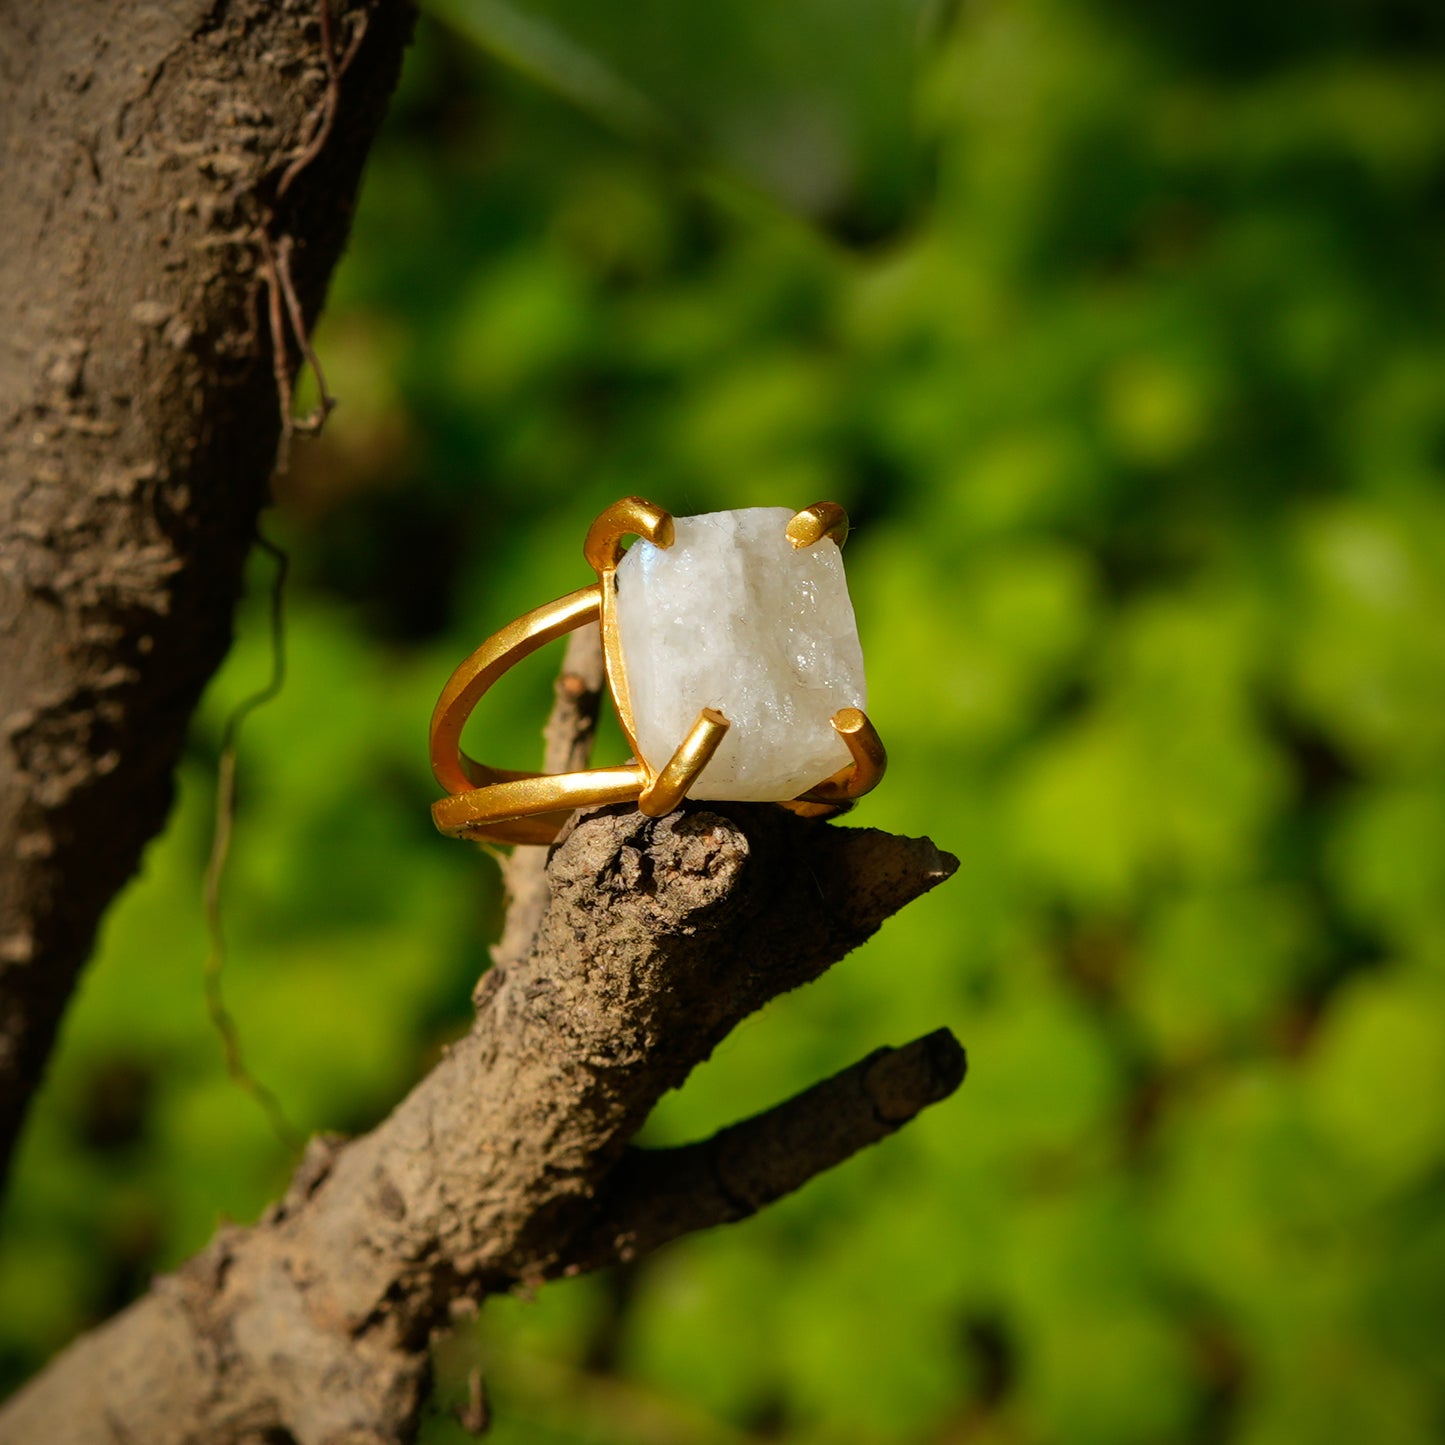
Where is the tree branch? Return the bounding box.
[489,622,606,977]
[0,0,415,1184]
[0,804,960,1444]
[556,1028,967,1277]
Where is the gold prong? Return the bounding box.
[584,496,674,574]
[586,496,674,755]
[785,501,849,550]
[795,707,886,804]
[638,708,730,817]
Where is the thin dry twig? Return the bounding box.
[273,233,336,436]
[490,622,607,975]
[261,0,371,465]
[457,1366,488,1436]
[276,3,370,201]
[257,230,299,471]
[556,1029,967,1276]
[201,533,302,1154]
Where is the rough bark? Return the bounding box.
[0,804,961,1444]
[0,0,415,1181]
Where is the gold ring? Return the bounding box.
[428,496,886,845]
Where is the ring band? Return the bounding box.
[428,497,885,845]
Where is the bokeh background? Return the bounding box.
[5,0,1445,1440]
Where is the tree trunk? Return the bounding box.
[0,0,415,1181]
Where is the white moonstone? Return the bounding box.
[614,507,866,801]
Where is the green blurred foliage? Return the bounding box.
[5,0,1445,1440]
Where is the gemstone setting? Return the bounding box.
[614,507,867,801]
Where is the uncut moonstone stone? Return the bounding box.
[614,507,866,801]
